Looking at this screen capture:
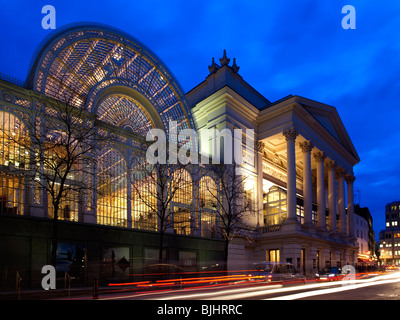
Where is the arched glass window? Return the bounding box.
[131,159,157,231]
[97,95,154,136]
[97,148,127,227]
[0,111,29,215]
[199,175,218,238]
[40,130,81,222]
[171,169,192,206]
[171,169,192,235]
[263,186,287,226]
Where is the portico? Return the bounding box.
[254,95,359,275]
[188,51,360,275]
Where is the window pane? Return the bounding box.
[97,148,127,227]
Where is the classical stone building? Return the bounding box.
[0,23,360,288]
[188,53,360,275]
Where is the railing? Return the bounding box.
[0,72,25,87]
[261,224,281,233]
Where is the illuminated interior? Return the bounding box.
[0,111,28,215]
[263,185,318,226]
[30,24,194,134]
[200,175,218,237]
[97,148,128,227]
[131,161,158,231]
[171,169,193,235]
[97,95,154,136]
[264,186,287,226]
[47,183,79,222]
[0,111,29,169]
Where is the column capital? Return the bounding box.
[345,174,356,184]
[325,159,336,169]
[283,127,299,141]
[313,151,326,162]
[299,140,313,153]
[335,167,346,177]
[256,140,265,153]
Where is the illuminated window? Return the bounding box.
[199,175,218,238]
[131,161,157,231]
[42,130,81,220]
[263,186,287,226]
[171,169,192,205]
[0,172,24,215]
[171,169,193,235]
[97,148,127,227]
[201,212,216,238]
[0,111,29,169]
[199,175,218,210]
[47,183,78,222]
[297,204,304,224]
[173,207,191,235]
[97,95,154,136]
[0,111,29,215]
[268,249,280,262]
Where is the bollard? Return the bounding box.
[16,272,22,300]
[65,272,71,297]
[93,278,99,299]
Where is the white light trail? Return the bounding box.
[267,272,400,300]
[151,272,400,300]
[157,284,283,300]
[98,272,400,301]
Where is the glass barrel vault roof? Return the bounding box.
[25,22,194,135]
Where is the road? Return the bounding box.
[90,271,400,301]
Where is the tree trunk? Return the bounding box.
[50,207,58,267]
[223,238,230,271]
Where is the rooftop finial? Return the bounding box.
[219,49,230,66]
[208,57,218,73]
[231,58,240,73]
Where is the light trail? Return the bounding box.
[266,271,400,300]
[149,272,400,300]
[98,283,272,300]
[157,284,284,300]
[97,271,400,300]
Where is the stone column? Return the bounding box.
[283,127,298,221]
[256,140,265,227]
[313,151,326,229]
[336,167,346,236]
[346,175,356,238]
[326,159,337,232]
[299,141,313,226]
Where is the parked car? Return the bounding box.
[249,262,306,284]
[315,267,344,281]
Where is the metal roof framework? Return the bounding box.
[26,22,194,137]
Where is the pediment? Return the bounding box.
[299,100,360,163]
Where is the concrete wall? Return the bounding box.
[0,214,225,289]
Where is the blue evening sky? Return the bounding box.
[0,0,399,239]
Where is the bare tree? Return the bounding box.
[131,155,194,269]
[2,97,98,267]
[206,163,257,271]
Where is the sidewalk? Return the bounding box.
[0,286,101,300]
